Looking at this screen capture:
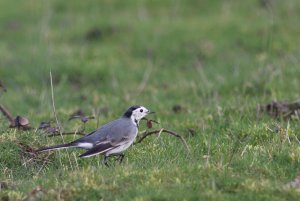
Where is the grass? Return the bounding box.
[1,0,300,200]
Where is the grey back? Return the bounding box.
[75,117,137,145]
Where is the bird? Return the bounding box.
[36,105,154,166]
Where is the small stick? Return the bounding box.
[47,131,85,137]
[50,71,65,143]
[157,128,164,138]
[47,125,86,137]
[135,128,191,154]
[0,104,14,124]
[294,134,300,145]
[50,71,73,170]
[286,121,291,144]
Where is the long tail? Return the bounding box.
[36,142,77,153]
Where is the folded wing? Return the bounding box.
[79,142,117,158]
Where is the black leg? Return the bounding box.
[102,154,125,167]
[118,154,125,164]
[102,155,109,167]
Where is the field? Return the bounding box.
[1,0,300,200]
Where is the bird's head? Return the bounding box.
[123,105,154,125]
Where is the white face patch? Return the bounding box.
[130,106,150,125]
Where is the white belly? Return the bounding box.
[105,142,132,156]
[105,132,137,156]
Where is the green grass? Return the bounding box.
[1,0,300,200]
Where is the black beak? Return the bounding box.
[148,111,155,114]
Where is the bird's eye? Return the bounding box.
[140,109,143,112]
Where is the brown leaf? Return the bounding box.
[38,122,51,129]
[16,116,29,126]
[141,118,159,129]
[147,120,153,128]
[258,100,300,120]
[46,127,59,134]
[10,115,31,130]
[38,122,60,134]
[69,109,94,123]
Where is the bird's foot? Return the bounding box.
[102,156,110,167]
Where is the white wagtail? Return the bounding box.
[36,105,153,166]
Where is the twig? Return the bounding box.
[157,128,164,138]
[47,131,85,137]
[36,156,51,176]
[50,71,73,170]
[0,104,14,124]
[46,124,86,137]
[294,134,300,145]
[141,117,159,124]
[286,121,291,144]
[135,128,191,154]
[50,71,65,143]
